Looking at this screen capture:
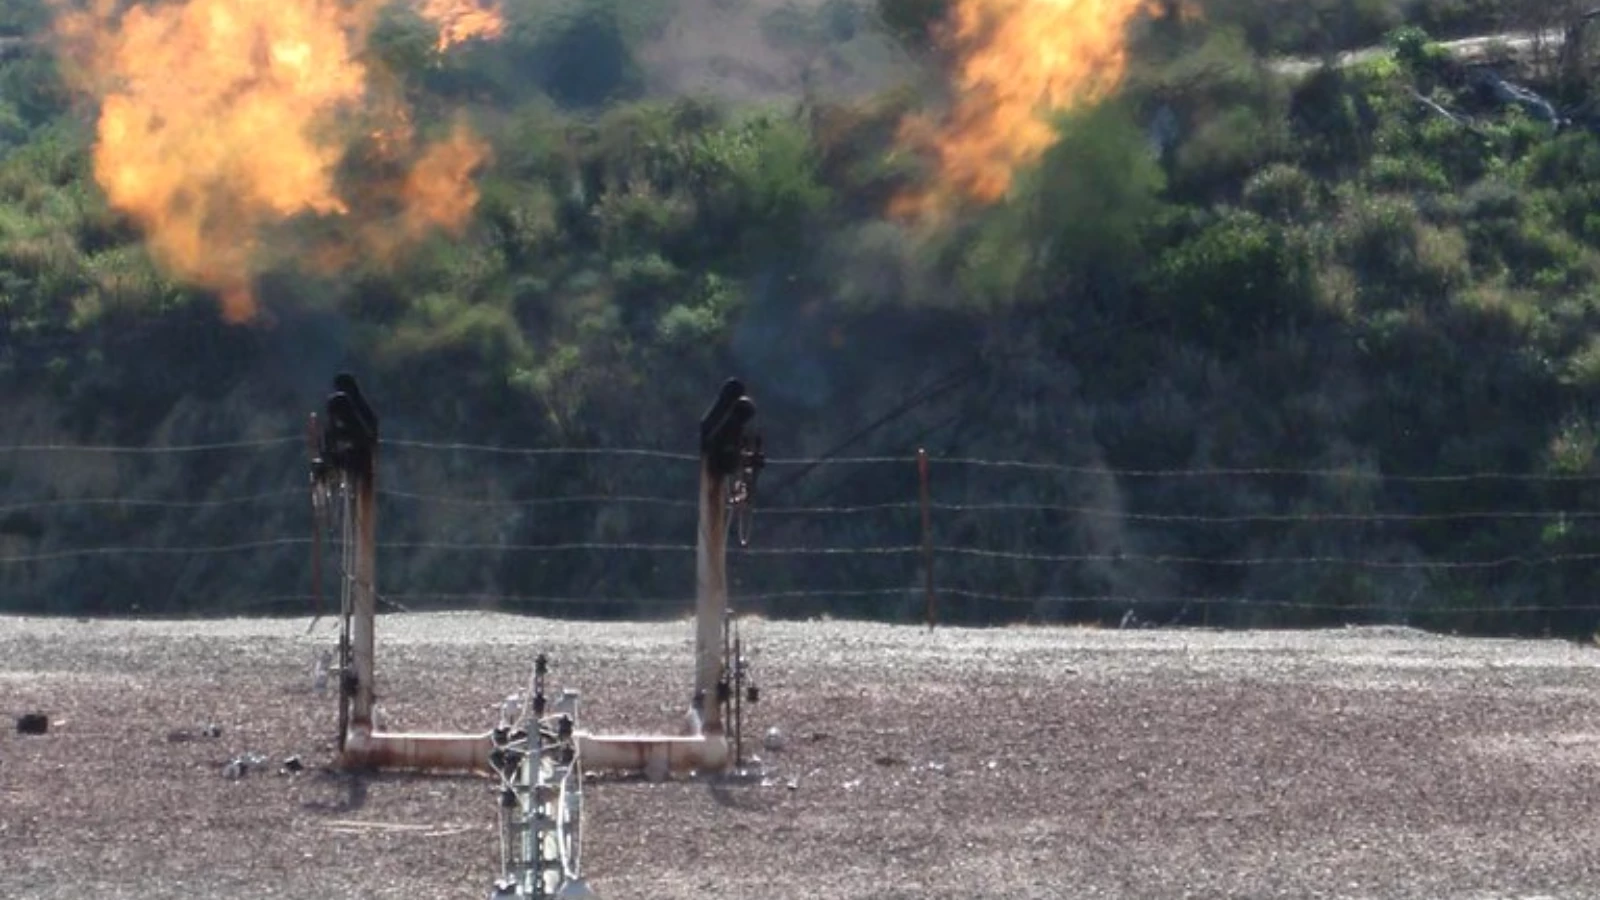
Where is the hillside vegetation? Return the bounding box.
[5,0,1600,635]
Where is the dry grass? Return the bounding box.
[5,613,1600,899]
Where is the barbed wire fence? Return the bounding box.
[1,433,1599,634]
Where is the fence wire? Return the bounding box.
[5,435,1600,627]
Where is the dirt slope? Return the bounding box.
[4,614,1600,899]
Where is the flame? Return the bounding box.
[419,0,503,50]
[894,0,1159,220]
[357,120,491,261]
[400,123,491,236]
[52,0,499,323]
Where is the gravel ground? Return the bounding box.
[4,613,1600,899]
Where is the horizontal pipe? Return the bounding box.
[577,731,729,777]
[336,728,730,779]
[339,728,495,776]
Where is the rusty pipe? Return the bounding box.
[339,728,495,776]
[577,731,730,777]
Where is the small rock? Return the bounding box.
[203,723,223,738]
[763,726,785,752]
[222,758,246,780]
[280,755,305,774]
[15,713,48,735]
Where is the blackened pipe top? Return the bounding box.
[700,380,756,478]
[332,373,379,440]
[321,373,378,474]
[699,378,746,446]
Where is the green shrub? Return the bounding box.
[1366,153,1449,192]
[1171,103,1290,197]
[1028,102,1166,275]
[1153,208,1317,345]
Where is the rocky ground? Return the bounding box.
[4,613,1600,899]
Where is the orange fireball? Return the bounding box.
[895,0,1160,220]
[52,0,502,322]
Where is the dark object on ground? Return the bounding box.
[280,755,305,774]
[15,712,47,734]
[167,723,223,742]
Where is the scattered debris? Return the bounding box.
[1467,67,1563,129]
[15,712,48,735]
[1411,88,1474,129]
[221,752,270,780]
[168,723,223,743]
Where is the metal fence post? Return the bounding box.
[919,448,935,630]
